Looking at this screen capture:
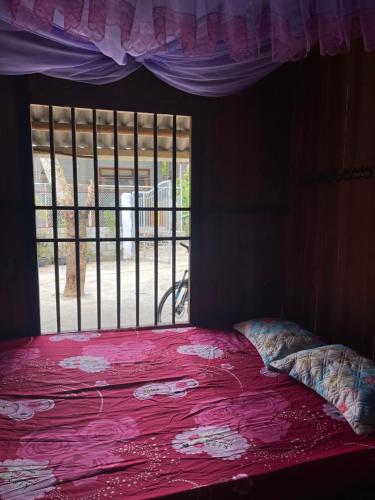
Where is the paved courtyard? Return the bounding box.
[38,244,189,333]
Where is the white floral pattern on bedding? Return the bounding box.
[172,425,250,460]
[0,459,55,500]
[0,399,54,421]
[177,344,224,359]
[59,355,110,373]
[134,379,199,400]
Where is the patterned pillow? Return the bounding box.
[270,345,375,436]
[233,318,322,367]
[233,318,313,338]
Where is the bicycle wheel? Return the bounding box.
[157,280,189,324]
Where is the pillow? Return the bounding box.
[270,344,375,436]
[233,318,322,367]
[233,318,313,338]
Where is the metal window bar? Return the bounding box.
[33,105,191,333]
[71,107,82,331]
[48,105,61,332]
[153,113,158,325]
[114,111,121,328]
[35,206,189,212]
[172,115,177,324]
[92,109,101,330]
[134,112,140,327]
[36,237,190,243]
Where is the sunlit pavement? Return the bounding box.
[38,245,189,333]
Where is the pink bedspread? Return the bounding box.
[0,327,374,499]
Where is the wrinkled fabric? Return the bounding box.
[0,20,141,84]
[233,318,324,367]
[0,1,375,95]
[0,327,374,499]
[271,344,375,436]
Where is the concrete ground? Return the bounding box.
[38,244,189,333]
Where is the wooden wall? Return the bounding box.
[1,46,374,355]
[190,69,292,326]
[0,65,293,340]
[284,42,375,358]
[0,77,40,340]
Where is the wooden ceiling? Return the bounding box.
[31,105,191,160]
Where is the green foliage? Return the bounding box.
[160,160,169,178]
[181,167,190,209]
[104,211,116,232]
[176,165,190,209]
[176,165,190,235]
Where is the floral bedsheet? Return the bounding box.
[0,327,374,499]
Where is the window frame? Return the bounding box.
[32,105,191,333]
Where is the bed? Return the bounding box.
[0,326,374,500]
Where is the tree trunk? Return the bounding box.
[40,158,95,297]
[63,208,76,297]
[79,181,94,294]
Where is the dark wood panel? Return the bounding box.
[0,65,293,339]
[190,66,293,326]
[0,76,40,340]
[285,43,375,358]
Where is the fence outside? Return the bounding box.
[35,181,183,230]
[36,181,186,262]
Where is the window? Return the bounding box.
[31,105,191,333]
[99,168,152,187]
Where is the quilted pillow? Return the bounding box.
[233,318,313,338]
[270,345,375,436]
[233,318,322,367]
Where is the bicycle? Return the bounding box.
[157,242,189,324]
